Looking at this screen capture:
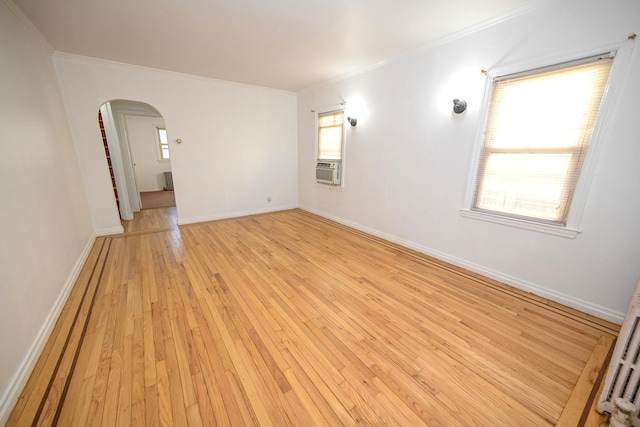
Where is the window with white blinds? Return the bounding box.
[317,110,344,160]
[473,54,614,225]
[157,127,170,160]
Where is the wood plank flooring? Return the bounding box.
[140,191,176,210]
[121,206,177,234]
[8,208,618,426]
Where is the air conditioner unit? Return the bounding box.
[316,160,341,185]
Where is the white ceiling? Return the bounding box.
[13,0,540,91]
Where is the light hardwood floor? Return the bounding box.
[8,208,617,426]
[121,206,178,234]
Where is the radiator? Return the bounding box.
[165,171,174,191]
[598,280,640,421]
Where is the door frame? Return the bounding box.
[100,100,167,220]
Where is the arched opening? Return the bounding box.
[98,100,176,228]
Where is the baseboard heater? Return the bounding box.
[165,171,174,191]
[597,279,640,422]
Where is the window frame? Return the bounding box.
[155,126,170,162]
[315,104,347,189]
[461,42,633,238]
[316,107,346,161]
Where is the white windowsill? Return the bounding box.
[459,209,580,239]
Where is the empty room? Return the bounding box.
[2,0,640,425]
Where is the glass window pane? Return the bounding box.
[476,153,572,222]
[318,126,342,159]
[489,68,602,150]
[319,112,344,127]
[158,128,168,145]
[474,56,613,224]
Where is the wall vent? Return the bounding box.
[598,280,640,422]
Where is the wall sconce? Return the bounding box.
[347,116,358,127]
[452,98,467,114]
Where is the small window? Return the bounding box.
[317,110,344,160]
[472,54,613,225]
[157,127,170,160]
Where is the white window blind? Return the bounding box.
[318,110,344,160]
[473,54,613,224]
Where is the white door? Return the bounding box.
[124,115,171,193]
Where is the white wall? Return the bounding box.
[297,0,640,323]
[125,114,170,192]
[54,54,298,233]
[0,1,94,422]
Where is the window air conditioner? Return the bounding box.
[316,160,341,185]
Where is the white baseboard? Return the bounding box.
[178,204,298,226]
[299,205,624,324]
[96,225,124,236]
[0,234,97,425]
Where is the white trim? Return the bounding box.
[314,104,347,190]
[462,72,494,210]
[462,38,636,236]
[178,204,298,226]
[101,103,134,220]
[0,234,97,425]
[565,41,636,226]
[153,126,170,162]
[460,209,580,238]
[96,225,124,236]
[299,205,624,324]
[111,104,163,213]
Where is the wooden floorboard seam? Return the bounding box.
[295,209,618,335]
[10,209,617,426]
[32,237,112,426]
[113,226,178,238]
[580,337,616,425]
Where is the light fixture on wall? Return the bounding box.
[452,98,467,114]
[347,116,357,127]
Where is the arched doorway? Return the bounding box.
[98,100,176,227]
